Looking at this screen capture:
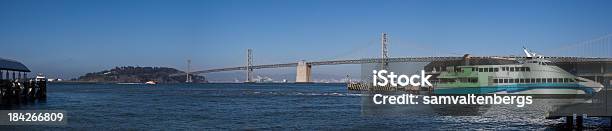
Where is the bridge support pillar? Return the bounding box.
[295,61,311,83]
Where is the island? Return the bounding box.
[74,66,206,83]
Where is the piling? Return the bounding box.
[0,79,46,104]
[565,116,573,128]
[576,115,583,129]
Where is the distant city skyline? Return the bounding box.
[1,0,612,79]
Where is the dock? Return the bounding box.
[0,58,47,103]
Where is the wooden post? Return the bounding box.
[566,116,573,129]
[576,115,583,129]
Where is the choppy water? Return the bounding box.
[0,83,610,130]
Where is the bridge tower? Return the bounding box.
[186,59,192,83]
[381,32,389,70]
[246,49,254,83]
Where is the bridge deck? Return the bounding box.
[188,56,612,74]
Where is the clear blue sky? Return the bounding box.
[1,0,611,79]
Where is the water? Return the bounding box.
[0,83,610,130]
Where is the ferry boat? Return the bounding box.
[433,48,604,95]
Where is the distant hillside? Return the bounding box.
[75,66,206,83]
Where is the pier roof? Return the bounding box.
[0,58,31,72]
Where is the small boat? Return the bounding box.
[35,73,46,81]
[145,81,157,85]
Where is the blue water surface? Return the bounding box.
[0,83,609,130]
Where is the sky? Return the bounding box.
[1,0,611,79]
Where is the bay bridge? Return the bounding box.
[184,33,612,83]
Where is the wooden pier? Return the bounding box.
[0,57,47,103]
[0,79,46,103]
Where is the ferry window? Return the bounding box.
[478,68,483,72]
[525,79,531,83]
[571,79,576,82]
[493,79,498,83]
[515,79,520,83]
[535,78,541,83]
[509,79,514,83]
[519,67,524,71]
[494,68,499,72]
[531,78,536,83]
[510,67,515,72]
[503,79,508,83]
[519,79,524,83]
[526,67,530,71]
[501,67,506,71]
[547,78,552,83]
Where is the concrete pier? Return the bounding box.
[295,61,311,83]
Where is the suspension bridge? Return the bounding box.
[182,33,612,83]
